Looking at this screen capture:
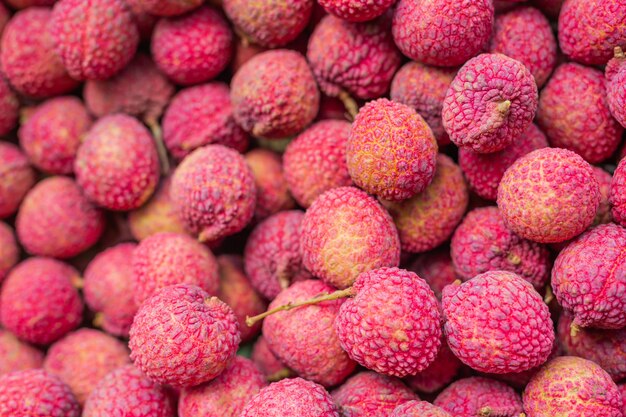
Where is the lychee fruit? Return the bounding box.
[126,0,203,16]
[392,401,453,417]
[404,341,462,394]
[0,77,18,136]
[4,0,58,8]
[606,47,626,129]
[0,329,44,376]
[592,166,613,225]
[317,0,394,22]
[0,222,18,283]
[408,247,458,299]
[610,158,626,227]
[245,149,295,220]
[0,142,35,219]
[434,377,523,417]
[251,336,292,381]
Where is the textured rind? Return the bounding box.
[489,7,557,88]
[300,186,400,289]
[592,167,613,225]
[128,284,240,388]
[0,77,18,136]
[0,222,18,283]
[307,16,401,100]
[459,123,548,201]
[317,0,394,22]
[0,257,83,345]
[337,268,442,377]
[251,336,291,380]
[19,96,92,175]
[523,356,622,417]
[620,384,626,415]
[179,356,266,417]
[132,232,219,304]
[244,211,311,300]
[263,280,356,387]
[390,62,456,146]
[0,8,78,98]
[408,248,457,299]
[451,206,551,289]
[50,0,139,81]
[558,0,626,65]
[162,82,248,161]
[442,53,538,153]
[332,372,418,417]
[83,243,138,337]
[0,142,35,219]
[611,158,626,227]
[241,377,339,417]
[75,114,160,211]
[607,63,626,128]
[245,149,295,220]
[497,148,600,243]
[347,99,438,201]
[151,6,233,85]
[0,329,44,376]
[392,401,453,417]
[16,176,105,259]
[551,224,626,329]
[403,341,461,394]
[392,0,494,67]
[434,377,523,417]
[442,271,554,374]
[231,49,319,139]
[536,63,623,163]
[171,145,256,242]
[0,370,80,417]
[382,154,468,253]
[82,365,175,417]
[44,329,130,405]
[283,120,353,208]
[126,0,203,16]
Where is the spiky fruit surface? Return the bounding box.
[607,51,626,128]
[300,186,400,289]
[442,53,538,153]
[524,356,622,417]
[551,224,626,329]
[0,7,78,98]
[0,257,83,345]
[404,341,461,394]
[307,16,401,100]
[347,99,438,201]
[16,176,104,258]
[75,114,160,211]
[50,0,139,81]
[231,50,319,139]
[317,0,393,22]
[0,370,80,417]
[392,0,493,67]
[129,284,240,388]
[0,142,35,219]
[442,271,554,373]
[251,336,291,381]
[0,222,18,283]
[171,145,256,242]
[434,377,523,417]
[0,329,44,376]
[536,63,623,163]
[0,77,18,136]
[179,356,266,417]
[382,154,468,253]
[163,83,248,161]
[126,0,203,16]
[152,6,233,85]
[245,150,295,220]
[83,365,175,417]
[408,248,457,299]
[611,158,626,227]
[83,243,138,337]
[498,148,600,243]
[392,401,453,417]
[332,372,418,417]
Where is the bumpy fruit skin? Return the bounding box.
[307,16,401,100]
[152,7,233,85]
[332,372,418,417]
[592,167,613,225]
[318,0,393,22]
[459,124,548,201]
[536,63,623,163]
[434,377,523,417]
[382,154,468,253]
[245,150,295,220]
[606,52,626,129]
[19,96,92,175]
[0,370,80,417]
[0,8,78,98]
[231,50,319,139]
[392,401,453,417]
[0,142,35,219]
[498,148,600,243]
[489,7,557,88]
[50,0,139,81]
[16,176,105,258]
[83,243,138,337]
[442,271,554,373]
[442,53,538,153]
[126,0,203,16]
[0,78,18,136]
[44,329,130,405]
[0,329,44,376]
[300,186,400,289]
[0,222,18,283]
[390,63,455,146]
[162,83,248,161]
[171,145,256,242]
[75,114,160,211]
[551,224,626,329]
[392,0,493,67]
[524,356,622,417]
[611,158,626,226]
[0,257,83,345]
[283,120,352,208]
[251,336,291,381]
[83,365,175,417]
[620,384,626,415]
[129,284,240,388]
[179,356,266,417]
[132,232,219,304]
[347,99,438,201]
[408,248,457,299]
[404,341,461,394]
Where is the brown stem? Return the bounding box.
[338,91,359,121]
[146,118,170,175]
[71,275,84,290]
[496,100,511,115]
[479,407,492,417]
[267,368,293,382]
[570,322,580,337]
[93,312,105,329]
[615,46,625,59]
[543,286,554,304]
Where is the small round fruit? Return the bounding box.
[0,329,44,376]
[0,222,18,283]
[434,377,523,417]
[0,142,36,219]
